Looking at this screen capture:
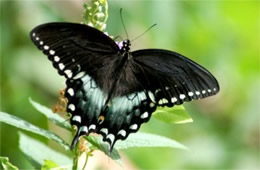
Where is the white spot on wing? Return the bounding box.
[129,124,138,130]
[159,98,168,105]
[39,41,43,45]
[89,124,96,130]
[180,94,186,99]
[107,134,115,144]
[59,63,65,70]
[49,50,55,55]
[68,104,75,111]
[155,89,161,94]
[36,37,39,41]
[32,33,36,37]
[141,112,149,119]
[79,126,88,134]
[64,70,73,78]
[100,128,108,135]
[148,91,155,102]
[188,92,194,97]
[195,91,200,95]
[72,115,81,123]
[117,129,126,137]
[208,89,212,93]
[44,45,49,50]
[171,97,177,103]
[213,88,217,91]
[202,90,206,94]
[67,88,74,96]
[54,56,60,62]
[150,102,155,108]
[73,72,85,80]
[162,98,168,104]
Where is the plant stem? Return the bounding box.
[72,142,80,170]
[82,149,94,170]
[82,152,89,170]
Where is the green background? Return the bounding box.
[1,0,259,169]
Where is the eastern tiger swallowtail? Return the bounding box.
[30,22,219,151]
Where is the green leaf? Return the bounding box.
[19,132,72,168]
[86,136,122,165]
[0,157,19,170]
[153,105,193,124]
[41,160,59,170]
[29,98,71,131]
[115,132,188,150]
[0,111,70,150]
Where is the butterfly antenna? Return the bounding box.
[120,8,129,39]
[131,24,157,42]
[113,35,123,42]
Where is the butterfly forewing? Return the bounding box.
[30,22,119,80]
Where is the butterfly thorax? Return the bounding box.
[94,39,137,100]
[101,48,138,99]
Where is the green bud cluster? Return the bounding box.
[83,0,108,31]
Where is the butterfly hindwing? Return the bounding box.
[97,91,156,149]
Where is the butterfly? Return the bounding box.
[30,22,219,151]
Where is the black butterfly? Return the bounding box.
[30,22,219,151]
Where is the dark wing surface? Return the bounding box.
[132,49,219,106]
[30,22,119,80]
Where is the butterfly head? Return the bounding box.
[120,40,131,53]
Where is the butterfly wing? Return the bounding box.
[132,49,220,106]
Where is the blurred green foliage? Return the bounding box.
[0,0,259,169]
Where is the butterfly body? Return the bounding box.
[30,22,219,150]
